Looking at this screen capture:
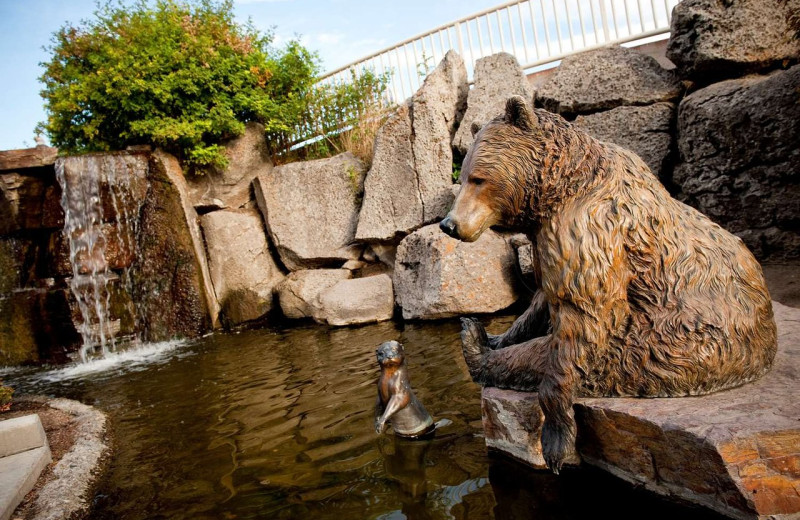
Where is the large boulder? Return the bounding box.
[254,152,366,270]
[573,103,675,182]
[536,46,681,117]
[200,208,284,325]
[314,274,395,326]
[482,301,800,520]
[673,65,800,260]
[277,268,351,320]
[356,51,467,241]
[394,224,519,320]
[186,122,273,211]
[667,0,800,82]
[453,53,533,154]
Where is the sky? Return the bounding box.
[0,0,504,151]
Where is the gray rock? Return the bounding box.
[314,274,395,326]
[573,103,675,181]
[536,46,681,117]
[667,0,800,81]
[394,224,519,320]
[482,301,800,520]
[411,50,469,222]
[453,53,533,154]
[200,208,284,325]
[277,269,351,320]
[186,122,273,210]
[356,52,467,241]
[673,65,800,261]
[254,152,366,270]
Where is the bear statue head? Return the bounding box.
[376,340,405,367]
[441,95,550,242]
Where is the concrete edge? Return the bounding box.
[0,446,52,520]
[16,396,111,520]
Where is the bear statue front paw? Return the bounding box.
[541,418,578,475]
[460,317,490,381]
[375,418,387,435]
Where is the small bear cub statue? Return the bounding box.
[375,341,434,438]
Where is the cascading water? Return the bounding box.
[55,154,146,362]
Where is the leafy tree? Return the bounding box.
[39,0,319,169]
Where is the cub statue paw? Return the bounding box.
[460,317,490,380]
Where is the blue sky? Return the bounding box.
[0,0,503,150]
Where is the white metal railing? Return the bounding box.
[319,0,681,104]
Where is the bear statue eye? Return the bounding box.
[471,177,485,186]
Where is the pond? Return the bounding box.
[6,315,725,520]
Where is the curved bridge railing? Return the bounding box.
[319,0,681,104]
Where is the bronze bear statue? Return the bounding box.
[440,96,777,472]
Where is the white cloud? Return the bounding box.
[316,32,345,45]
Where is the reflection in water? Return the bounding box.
[7,314,723,520]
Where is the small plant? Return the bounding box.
[417,50,434,79]
[0,380,13,412]
[452,162,461,182]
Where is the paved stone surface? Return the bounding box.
[667,0,800,81]
[0,446,51,520]
[674,65,800,261]
[394,224,519,320]
[200,208,284,325]
[453,53,533,154]
[314,274,395,326]
[481,301,800,519]
[536,46,681,117]
[255,152,365,270]
[573,103,675,182]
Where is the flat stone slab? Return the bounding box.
[482,301,800,520]
[0,414,51,520]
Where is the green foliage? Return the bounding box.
[0,380,12,411]
[39,0,319,169]
[452,161,461,182]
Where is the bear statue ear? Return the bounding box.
[470,121,483,137]
[504,96,534,132]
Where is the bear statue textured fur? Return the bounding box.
[440,97,778,472]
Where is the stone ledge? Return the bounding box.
[481,301,800,520]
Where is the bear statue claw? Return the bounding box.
[460,317,490,380]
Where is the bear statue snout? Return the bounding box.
[439,215,458,238]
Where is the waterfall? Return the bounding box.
[55,154,146,362]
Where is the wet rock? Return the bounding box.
[674,65,800,260]
[481,301,800,520]
[356,52,467,241]
[129,152,212,341]
[314,274,395,326]
[0,172,63,235]
[453,53,533,154]
[509,234,538,289]
[200,208,284,326]
[536,46,681,117]
[277,269,351,320]
[666,0,800,82]
[154,150,221,328]
[573,103,675,181]
[394,225,519,320]
[254,152,365,270]
[186,122,272,210]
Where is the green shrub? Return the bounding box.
[39,0,319,170]
[0,380,12,412]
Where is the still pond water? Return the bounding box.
[7,315,724,520]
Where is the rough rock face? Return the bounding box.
[277,269,351,320]
[666,0,800,82]
[314,274,394,326]
[254,152,365,270]
[356,51,467,241]
[481,301,800,520]
[0,171,63,235]
[574,103,675,181]
[394,225,519,320]
[200,209,284,325]
[186,122,273,211]
[536,46,681,117]
[154,150,220,328]
[674,65,800,260]
[129,153,212,341]
[453,53,533,154]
